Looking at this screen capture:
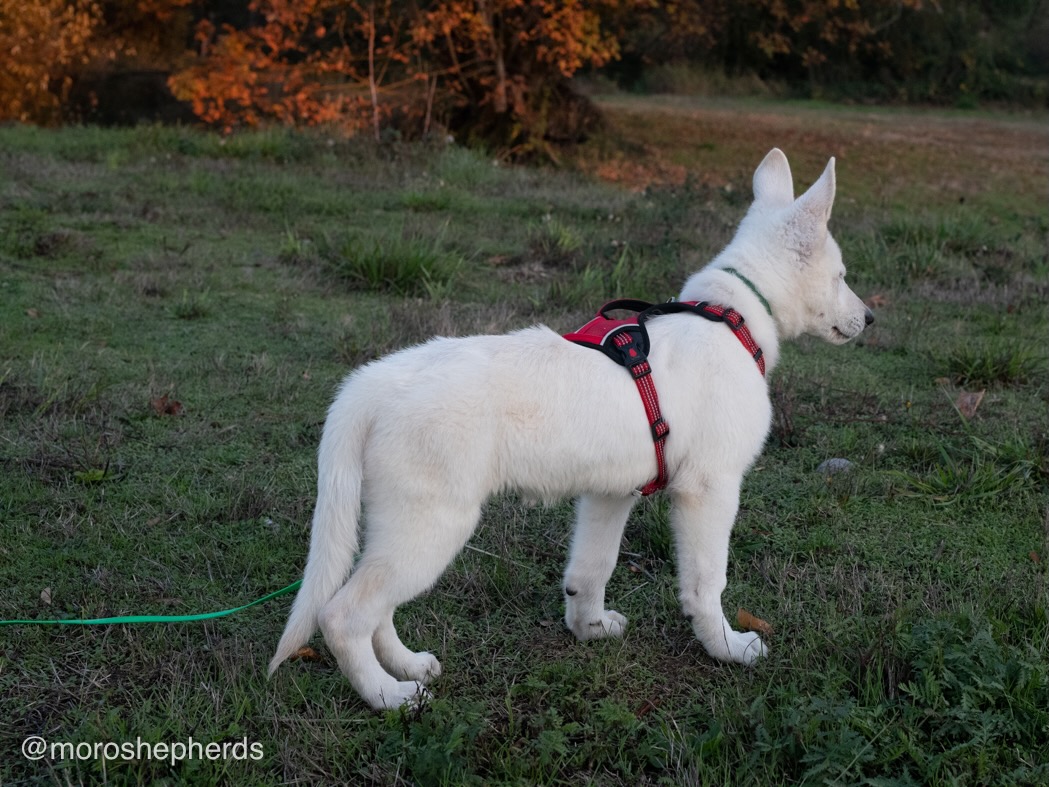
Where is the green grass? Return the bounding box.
[2,102,1048,785]
[317,230,464,298]
[942,340,1045,387]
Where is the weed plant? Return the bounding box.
[1,103,1047,785]
[321,231,463,298]
[943,341,1044,388]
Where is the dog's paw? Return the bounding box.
[698,619,768,666]
[569,609,628,641]
[730,630,767,665]
[398,651,442,685]
[369,680,432,712]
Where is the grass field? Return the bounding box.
[2,97,1047,785]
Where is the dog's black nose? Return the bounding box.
[865,308,875,326]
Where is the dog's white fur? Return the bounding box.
[268,149,873,710]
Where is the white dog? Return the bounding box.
[269,148,873,710]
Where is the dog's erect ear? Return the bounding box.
[787,157,836,258]
[793,157,836,225]
[752,148,794,208]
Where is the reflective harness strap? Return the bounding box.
[682,301,766,377]
[564,299,766,496]
[609,330,671,496]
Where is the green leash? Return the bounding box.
[0,580,301,627]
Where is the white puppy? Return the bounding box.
[269,148,873,710]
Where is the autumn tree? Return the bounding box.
[0,0,196,124]
[169,1,420,134]
[412,0,622,153]
[0,0,102,123]
[608,0,1046,105]
[735,0,926,83]
[5,1,1044,131]
[167,1,628,153]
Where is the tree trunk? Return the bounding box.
[367,3,380,141]
[479,0,508,113]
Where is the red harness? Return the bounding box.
[563,299,766,496]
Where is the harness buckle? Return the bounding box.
[627,357,651,380]
[611,329,651,378]
[650,417,669,441]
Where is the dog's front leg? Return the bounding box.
[671,482,767,665]
[563,494,637,640]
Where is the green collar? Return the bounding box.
[721,267,773,318]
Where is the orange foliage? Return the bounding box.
[418,0,621,111]
[168,0,627,146]
[0,0,102,123]
[0,0,195,124]
[5,0,983,136]
[169,1,413,134]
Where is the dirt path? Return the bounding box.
[577,94,1049,211]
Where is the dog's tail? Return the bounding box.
[268,384,369,677]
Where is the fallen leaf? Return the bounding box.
[1031,551,1041,564]
[40,587,52,605]
[737,607,773,637]
[290,646,323,663]
[634,698,661,718]
[26,308,40,319]
[151,395,184,416]
[864,293,889,309]
[955,389,985,419]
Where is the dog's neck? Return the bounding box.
[678,266,782,374]
[720,267,773,318]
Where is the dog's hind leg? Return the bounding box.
[319,498,481,710]
[671,481,767,665]
[563,494,637,640]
